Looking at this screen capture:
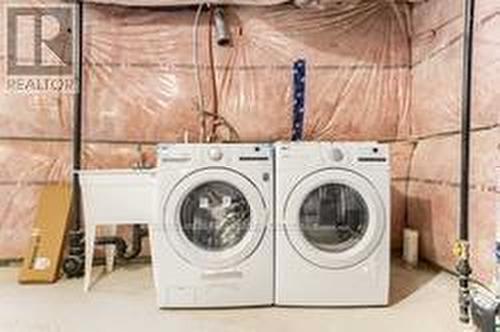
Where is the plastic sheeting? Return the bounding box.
[83,0,288,6]
[409,0,499,283]
[82,3,410,143]
[0,0,497,287]
[81,0,364,8]
[0,0,411,259]
[411,0,499,136]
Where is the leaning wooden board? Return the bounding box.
[18,184,73,284]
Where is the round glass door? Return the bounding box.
[180,181,251,252]
[283,169,385,269]
[299,183,369,253]
[161,168,268,269]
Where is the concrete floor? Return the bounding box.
[0,260,476,332]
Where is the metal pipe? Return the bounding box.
[457,0,476,324]
[63,0,85,279]
[121,225,148,260]
[95,237,127,256]
[460,0,475,242]
[213,7,231,46]
[73,0,84,219]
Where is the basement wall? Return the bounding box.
[0,1,412,259]
[409,0,499,283]
[3,1,498,287]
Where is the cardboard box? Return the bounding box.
[18,184,73,284]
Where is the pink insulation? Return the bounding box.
[407,130,498,282]
[0,1,73,140]
[390,141,416,248]
[0,0,497,288]
[82,3,410,143]
[0,141,71,257]
[410,0,499,283]
[411,0,499,136]
[83,0,288,6]
[0,1,412,258]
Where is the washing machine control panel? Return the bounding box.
[157,143,273,167]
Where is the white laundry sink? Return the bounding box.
[77,169,156,224]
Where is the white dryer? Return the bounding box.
[275,141,390,306]
[150,144,274,308]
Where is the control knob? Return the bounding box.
[209,147,223,161]
[331,148,344,162]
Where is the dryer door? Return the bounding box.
[283,169,386,269]
[162,168,268,269]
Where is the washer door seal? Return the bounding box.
[283,168,385,269]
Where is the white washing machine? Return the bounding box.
[275,141,390,306]
[150,143,274,308]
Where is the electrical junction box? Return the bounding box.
[18,184,73,284]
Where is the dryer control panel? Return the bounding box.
[355,144,389,164]
[275,141,389,168]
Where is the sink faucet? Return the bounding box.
[133,144,153,170]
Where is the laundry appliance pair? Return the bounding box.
[149,142,390,308]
